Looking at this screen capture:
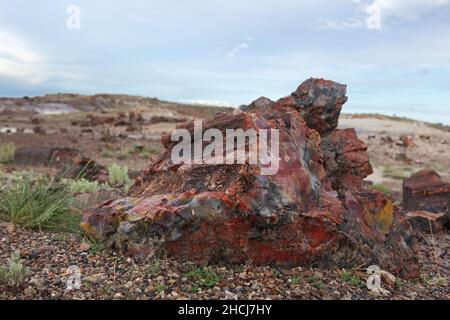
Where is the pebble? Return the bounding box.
[380,270,396,287]
[24,286,37,297]
[0,226,448,300]
[79,242,91,252]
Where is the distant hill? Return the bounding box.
[0,93,234,119]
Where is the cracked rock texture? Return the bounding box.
[82,78,418,278]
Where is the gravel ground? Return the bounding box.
[0,224,448,300]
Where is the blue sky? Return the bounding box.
[1,0,450,123]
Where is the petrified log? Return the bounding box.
[403,170,450,231]
[59,158,109,182]
[406,211,448,233]
[14,146,83,168]
[13,146,109,182]
[403,170,450,213]
[82,78,418,277]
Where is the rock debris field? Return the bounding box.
[0,79,448,299]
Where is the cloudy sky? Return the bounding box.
[1,0,449,123]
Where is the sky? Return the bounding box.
[1,0,450,124]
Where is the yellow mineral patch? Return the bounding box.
[375,200,394,235]
[362,200,394,235]
[80,222,95,235]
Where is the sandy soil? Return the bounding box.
[1,224,448,300]
[340,114,450,197]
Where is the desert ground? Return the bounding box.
[0,94,448,300]
[340,114,450,199]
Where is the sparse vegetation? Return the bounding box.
[101,148,114,158]
[0,177,80,233]
[368,183,392,194]
[306,275,325,289]
[341,270,365,288]
[0,143,15,164]
[156,283,168,294]
[64,178,101,194]
[88,239,106,254]
[0,252,28,288]
[145,258,166,276]
[133,145,159,159]
[185,266,221,289]
[395,277,404,289]
[0,96,448,300]
[290,276,301,285]
[421,274,448,287]
[119,145,159,160]
[382,166,412,180]
[107,163,132,191]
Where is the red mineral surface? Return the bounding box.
[82,78,419,278]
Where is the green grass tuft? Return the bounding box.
[0,252,28,288]
[341,270,365,288]
[0,177,80,233]
[306,275,326,289]
[0,143,16,164]
[290,276,301,285]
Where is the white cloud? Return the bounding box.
[227,37,254,58]
[0,31,87,87]
[364,0,450,29]
[319,18,365,30]
[189,99,235,107]
[320,0,450,31]
[0,31,44,83]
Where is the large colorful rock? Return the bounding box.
[82,78,419,277]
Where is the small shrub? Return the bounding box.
[0,144,15,163]
[0,252,28,288]
[185,266,221,288]
[290,276,301,285]
[101,148,114,158]
[2,171,38,187]
[368,183,391,194]
[341,270,352,282]
[121,145,159,160]
[395,277,403,289]
[0,177,79,233]
[421,274,448,286]
[89,240,105,254]
[306,275,325,289]
[341,270,365,288]
[145,258,166,276]
[107,163,132,191]
[63,178,100,194]
[382,166,411,180]
[156,283,168,294]
[134,146,159,159]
